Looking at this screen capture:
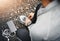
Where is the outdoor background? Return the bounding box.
[0,0,40,29]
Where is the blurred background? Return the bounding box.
[0,0,41,41]
[0,0,40,27]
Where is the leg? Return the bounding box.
[16,28,31,41]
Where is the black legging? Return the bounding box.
[16,27,31,41]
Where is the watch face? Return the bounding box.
[18,15,32,26]
[18,15,27,24]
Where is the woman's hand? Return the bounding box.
[28,12,34,20]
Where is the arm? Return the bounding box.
[31,3,42,24]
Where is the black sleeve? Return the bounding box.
[31,3,42,24]
[57,0,60,4]
[35,3,42,14]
